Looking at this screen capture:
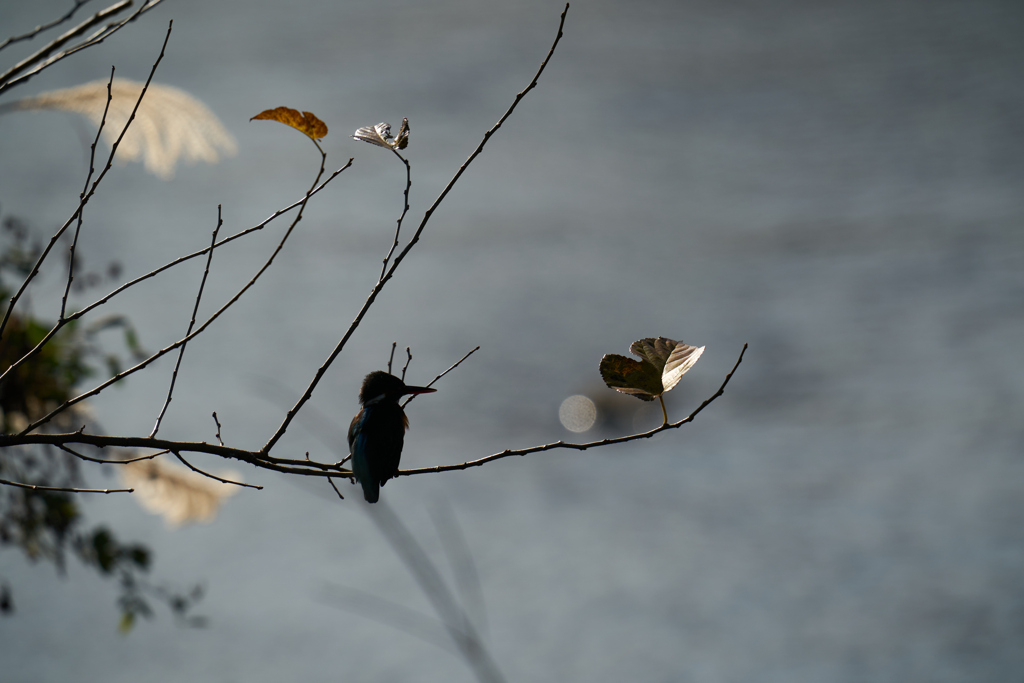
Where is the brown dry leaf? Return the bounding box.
[600,337,705,401]
[120,458,241,528]
[251,106,328,140]
[599,353,663,401]
[7,79,237,179]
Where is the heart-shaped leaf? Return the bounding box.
[600,337,704,401]
[599,353,663,401]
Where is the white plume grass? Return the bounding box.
[120,458,241,528]
[10,78,237,179]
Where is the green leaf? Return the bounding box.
[119,610,135,634]
[600,337,704,401]
[127,546,150,570]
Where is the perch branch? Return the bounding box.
[260,3,569,455]
[400,343,747,476]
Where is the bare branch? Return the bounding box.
[0,343,742,487]
[150,206,224,437]
[0,20,173,342]
[0,0,96,52]
[212,413,224,447]
[17,139,332,434]
[400,347,412,381]
[57,444,170,465]
[172,452,262,490]
[387,342,398,375]
[327,476,346,500]
[0,477,132,494]
[0,162,351,387]
[402,345,479,408]
[379,151,412,281]
[400,342,747,477]
[261,3,570,455]
[0,0,166,95]
[60,67,116,319]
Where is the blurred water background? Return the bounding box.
[1,0,1022,681]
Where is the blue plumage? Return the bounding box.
[347,371,435,503]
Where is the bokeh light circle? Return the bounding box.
[558,394,597,433]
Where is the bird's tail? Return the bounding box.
[360,478,379,503]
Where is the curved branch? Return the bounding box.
[0,163,351,387]
[0,0,98,53]
[400,343,747,476]
[0,344,744,485]
[260,2,570,455]
[17,144,336,434]
[0,0,166,95]
[0,477,132,494]
[1,20,173,342]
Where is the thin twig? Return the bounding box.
[3,342,741,485]
[0,163,351,386]
[18,136,330,434]
[1,431,345,478]
[212,413,224,446]
[0,20,173,342]
[0,477,132,494]
[327,476,345,500]
[400,342,747,476]
[402,345,479,407]
[387,342,398,374]
[0,0,96,52]
[150,206,223,437]
[261,3,570,456]
[0,0,165,95]
[401,347,412,381]
[172,452,262,490]
[379,151,411,281]
[57,444,169,465]
[0,338,736,483]
[60,67,116,319]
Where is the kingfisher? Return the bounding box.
[348,371,436,503]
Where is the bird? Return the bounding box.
[348,371,436,503]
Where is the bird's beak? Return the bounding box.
[401,385,436,396]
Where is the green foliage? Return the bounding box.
[0,213,200,630]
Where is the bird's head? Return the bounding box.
[359,370,436,405]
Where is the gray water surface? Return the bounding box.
[1,0,1022,681]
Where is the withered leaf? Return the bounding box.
[251,107,328,140]
[352,118,410,150]
[599,353,663,401]
[600,337,705,401]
